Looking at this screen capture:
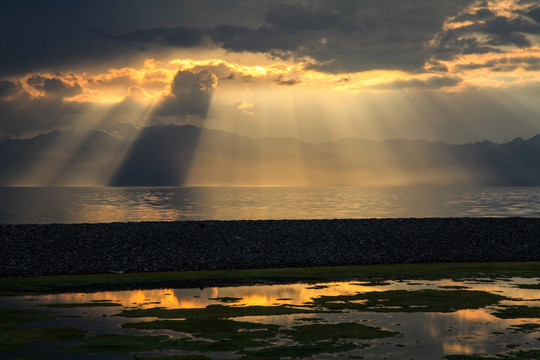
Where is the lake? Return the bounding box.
[1,186,540,224]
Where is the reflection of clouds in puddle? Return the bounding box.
[25,277,539,311]
[444,342,478,355]
[41,289,184,308]
[426,307,540,357]
[2,276,539,360]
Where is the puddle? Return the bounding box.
[1,277,539,359]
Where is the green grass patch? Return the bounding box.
[73,332,273,353]
[123,318,279,340]
[283,323,399,341]
[306,285,330,289]
[72,334,169,353]
[296,317,325,322]
[445,350,540,359]
[123,318,279,351]
[2,261,540,295]
[239,341,363,359]
[0,327,86,352]
[208,297,242,303]
[509,323,540,333]
[350,281,391,286]
[0,308,54,327]
[438,286,470,289]
[492,306,540,319]
[515,283,540,290]
[117,304,330,319]
[311,289,506,313]
[130,356,213,360]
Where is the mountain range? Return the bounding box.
[1,123,540,186]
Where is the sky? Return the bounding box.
[1,0,540,144]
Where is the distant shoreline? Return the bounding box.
[1,218,540,277]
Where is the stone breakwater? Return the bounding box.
[1,218,539,277]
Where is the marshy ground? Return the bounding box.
[1,262,540,359]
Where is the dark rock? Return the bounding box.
[0,218,539,277]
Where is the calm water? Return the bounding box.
[2,277,539,359]
[1,186,540,224]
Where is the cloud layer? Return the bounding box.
[1,0,540,143]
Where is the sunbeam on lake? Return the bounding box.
[2,186,540,224]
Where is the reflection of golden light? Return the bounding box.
[45,289,184,308]
[444,343,476,355]
[453,308,497,323]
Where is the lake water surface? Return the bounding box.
[1,186,540,224]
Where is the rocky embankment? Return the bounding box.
[1,218,539,277]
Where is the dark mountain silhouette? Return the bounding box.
[1,123,540,186]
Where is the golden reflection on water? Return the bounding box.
[38,281,394,309]
[36,278,540,311]
[443,343,477,355]
[11,276,540,360]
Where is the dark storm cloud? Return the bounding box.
[211,1,475,73]
[113,27,203,48]
[527,7,540,22]
[374,76,462,90]
[430,31,503,61]
[484,16,536,47]
[264,4,342,31]
[27,75,82,98]
[1,0,483,76]
[455,56,540,72]
[2,0,539,77]
[0,81,21,98]
[0,0,265,77]
[154,69,217,120]
[431,4,540,60]
[0,74,86,136]
[0,92,88,137]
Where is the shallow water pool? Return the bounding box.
[1,277,539,359]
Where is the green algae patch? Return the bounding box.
[122,318,280,351]
[283,323,400,341]
[72,334,169,353]
[131,356,213,360]
[117,304,329,319]
[492,306,540,319]
[239,341,363,359]
[445,350,540,359]
[41,301,122,308]
[311,289,506,313]
[74,332,273,353]
[296,317,325,322]
[3,261,540,295]
[123,318,279,340]
[0,308,54,329]
[515,283,540,290]
[208,297,242,303]
[306,285,330,289]
[0,327,86,352]
[438,285,470,289]
[351,281,391,287]
[509,323,540,333]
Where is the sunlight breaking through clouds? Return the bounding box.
[2,0,540,186]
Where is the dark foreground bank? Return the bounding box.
[1,218,539,277]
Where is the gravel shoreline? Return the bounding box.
[1,218,540,277]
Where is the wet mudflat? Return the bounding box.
[1,275,540,360]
